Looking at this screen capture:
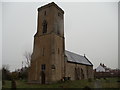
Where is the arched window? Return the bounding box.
[42,20,47,33]
[81,68,84,79]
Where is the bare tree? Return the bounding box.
[23,51,32,67]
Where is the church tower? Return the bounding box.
[28,2,65,84]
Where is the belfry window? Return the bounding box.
[42,20,47,33]
[42,48,45,56]
[57,24,60,35]
[44,11,46,16]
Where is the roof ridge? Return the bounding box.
[65,50,83,57]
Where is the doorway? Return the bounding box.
[41,71,45,84]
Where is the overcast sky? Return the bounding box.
[2,2,118,71]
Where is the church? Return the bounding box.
[28,2,93,84]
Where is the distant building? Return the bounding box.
[94,63,119,78]
[95,63,110,72]
[28,2,93,84]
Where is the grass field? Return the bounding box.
[2,78,120,88]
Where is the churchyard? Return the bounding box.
[2,77,120,88]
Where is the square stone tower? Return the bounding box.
[28,2,65,84]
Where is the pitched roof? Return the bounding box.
[65,50,93,66]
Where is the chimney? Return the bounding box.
[84,54,86,57]
[103,64,105,67]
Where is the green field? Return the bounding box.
[2,78,120,88]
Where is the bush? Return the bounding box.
[2,68,12,80]
[88,78,93,82]
[2,80,5,85]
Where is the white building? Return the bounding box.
[95,63,110,72]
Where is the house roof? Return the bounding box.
[65,50,93,66]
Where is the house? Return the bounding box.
[95,63,110,72]
[94,63,117,78]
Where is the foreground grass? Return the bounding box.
[2,77,120,88]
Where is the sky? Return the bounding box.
[1,2,118,71]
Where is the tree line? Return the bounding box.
[2,51,32,86]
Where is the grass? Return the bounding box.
[2,77,120,88]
